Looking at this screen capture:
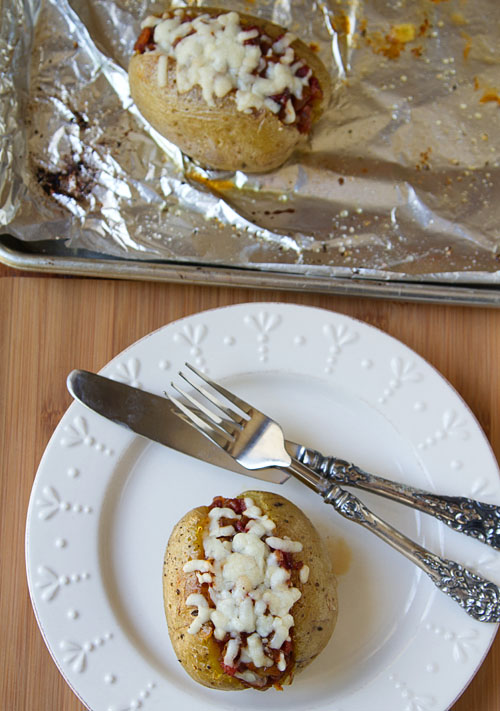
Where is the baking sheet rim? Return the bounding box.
[2,237,500,307]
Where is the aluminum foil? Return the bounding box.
[1,0,500,282]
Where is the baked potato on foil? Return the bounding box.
[129,7,331,172]
[163,490,338,691]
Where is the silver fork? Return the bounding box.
[169,363,500,624]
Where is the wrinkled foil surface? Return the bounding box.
[1,0,500,282]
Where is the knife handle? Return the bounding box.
[296,445,500,551]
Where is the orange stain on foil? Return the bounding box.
[480,91,500,106]
[416,147,433,172]
[332,13,352,36]
[461,31,472,59]
[188,173,236,192]
[363,18,431,59]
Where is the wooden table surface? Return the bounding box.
[1,263,500,710]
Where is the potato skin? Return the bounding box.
[163,490,338,690]
[163,504,247,691]
[129,7,331,172]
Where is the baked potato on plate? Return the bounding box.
[163,490,338,691]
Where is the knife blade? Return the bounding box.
[66,369,289,485]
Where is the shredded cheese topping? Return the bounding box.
[182,496,306,686]
[140,10,313,122]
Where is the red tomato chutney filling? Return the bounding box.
[133,10,323,134]
[182,496,309,689]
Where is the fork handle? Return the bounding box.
[296,445,500,551]
[285,458,500,623]
[321,482,500,623]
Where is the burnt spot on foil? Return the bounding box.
[36,160,94,204]
[72,110,89,131]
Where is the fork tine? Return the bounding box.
[179,369,245,423]
[185,363,252,416]
[168,392,233,451]
[168,393,238,436]
[171,382,237,437]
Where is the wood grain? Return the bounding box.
[1,276,499,710]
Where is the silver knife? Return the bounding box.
[67,369,288,485]
[67,369,500,550]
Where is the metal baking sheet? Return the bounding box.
[1,0,499,300]
[3,233,500,306]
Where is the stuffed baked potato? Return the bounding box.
[129,7,331,172]
[163,490,337,690]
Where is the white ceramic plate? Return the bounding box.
[26,302,500,711]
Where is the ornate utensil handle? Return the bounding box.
[296,445,500,551]
[287,458,500,622]
[319,483,500,623]
[285,458,500,622]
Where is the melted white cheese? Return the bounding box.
[142,10,311,118]
[183,559,213,573]
[265,536,303,553]
[185,593,211,634]
[183,497,306,680]
[245,633,273,668]
[196,572,213,584]
[235,669,259,684]
[203,536,231,561]
[223,637,240,667]
[299,564,310,583]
